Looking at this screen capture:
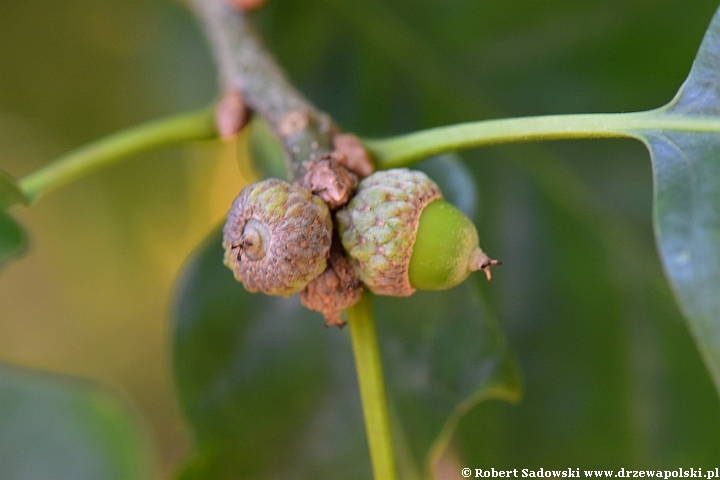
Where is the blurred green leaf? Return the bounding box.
[453,193,720,468]
[172,230,371,479]
[172,226,520,478]
[0,362,156,480]
[0,212,26,271]
[375,285,521,475]
[634,6,720,396]
[0,168,25,210]
[245,115,288,181]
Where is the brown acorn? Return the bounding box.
[223,178,333,296]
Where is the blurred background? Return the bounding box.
[1,0,720,476]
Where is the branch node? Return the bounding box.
[333,133,375,178]
[216,88,249,139]
[301,153,358,210]
[226,0,268,13]
[279,110,311,138]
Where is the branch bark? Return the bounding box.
[188,0,336,181]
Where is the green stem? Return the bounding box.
[363,110,720,168]
[348,292,398,480]
[19,106,218,204]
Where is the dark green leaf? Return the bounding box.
[172,228,520,478]
[0,212,26,270]
[635,6,720,395]
[0,168,25,210]
[376,286,521,474]
[0,362,156,480]
[452,187,720,467]
[172,230,370,479]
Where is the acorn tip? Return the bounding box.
[470,249,501,281]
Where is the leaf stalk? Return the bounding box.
[18,106,217,204]
[363,110,720,168]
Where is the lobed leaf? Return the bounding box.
[632,5,720,396]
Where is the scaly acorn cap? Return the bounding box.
[336,169,441,296]
[337,168,499,296]
[223,178,332,296]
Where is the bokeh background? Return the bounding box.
[1,0,720,476]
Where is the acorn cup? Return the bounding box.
[336,168,499,297]
[222,178,333,296]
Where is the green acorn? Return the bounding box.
[223,178,332,296]
[336,168,499,296]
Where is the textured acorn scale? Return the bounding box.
[336,169,442,296]
[223,178,332,296]
[299,238,363,328]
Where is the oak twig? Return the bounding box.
[188,0,337,181]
